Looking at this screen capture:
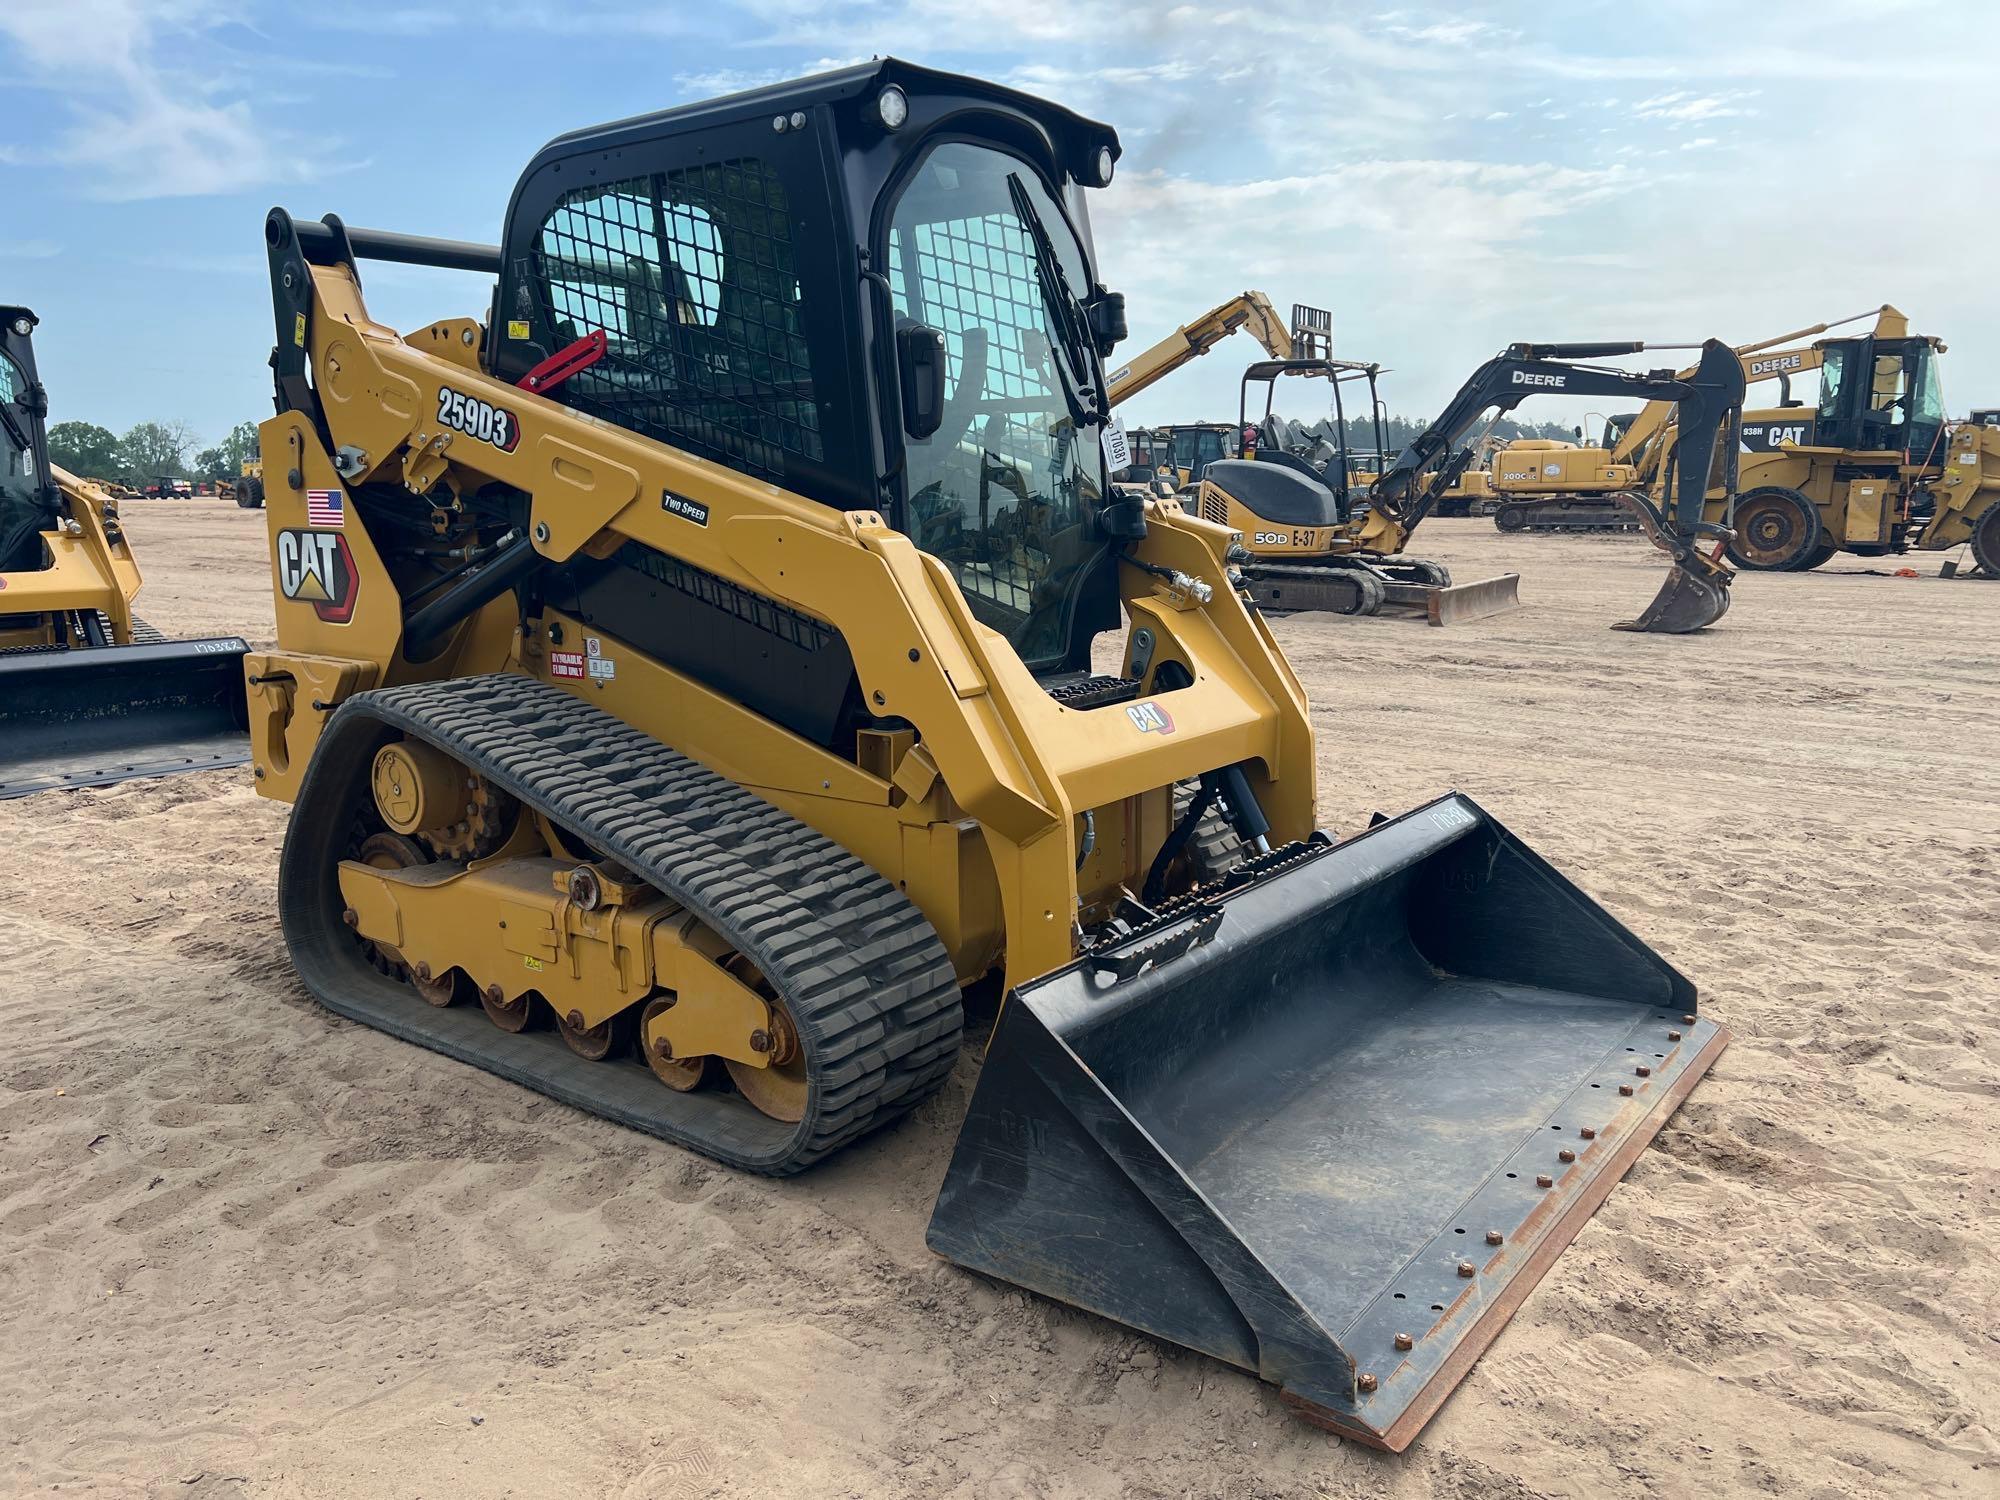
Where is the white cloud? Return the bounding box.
[0,239,63,260]
[1634,91,1757,125]
[0,0,339,200]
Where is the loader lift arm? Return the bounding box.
[1106,291,1296,407]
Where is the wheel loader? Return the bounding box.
[0,305,249,798]
[1694,310,2000,574]
[1195,340,1745,631]
[1487,308,1894,535]
[247,60,1727,1451]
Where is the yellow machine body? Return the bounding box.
[245,62,1725,1449]
[249,266,1313,997]
[0,303,249,798]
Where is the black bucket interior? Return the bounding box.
[929,794,1722,1449]
[0,637,251,797]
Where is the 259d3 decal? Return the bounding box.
[437,387,520,452]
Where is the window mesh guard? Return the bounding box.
[534,157,822,482]
[890,211,1070,624]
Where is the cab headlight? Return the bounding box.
[873,85,909,131]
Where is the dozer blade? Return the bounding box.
[928,794,1726,1451]
[0,637,251,798]
[1378,572,1521,626]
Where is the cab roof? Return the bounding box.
[526,56,1119,172]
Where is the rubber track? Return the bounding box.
[286,673,964,1173]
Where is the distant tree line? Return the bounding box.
[1320,413,1585,452]
[44,419,260,484]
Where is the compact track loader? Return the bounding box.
[250,61,1726,1450]
[0,306,249,797]
[1695,311,2000,574]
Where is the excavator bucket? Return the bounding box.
[1608,488,1735,634]
[1613,556,1733,634]
[0,637,252,798]
[929,794,1726,1451]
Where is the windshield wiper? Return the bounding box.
[1006,173,1103,429]
[0,403,30,456]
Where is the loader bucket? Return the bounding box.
[0,637,252,798]
[928,794,1727,1451]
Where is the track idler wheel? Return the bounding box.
[1493,503,1530,532]
[354,832,430,981]
[721,957,807,1123]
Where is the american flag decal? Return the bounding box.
[305,488,344,528]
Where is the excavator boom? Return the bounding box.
[1374,340,1746,631]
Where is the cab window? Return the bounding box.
[532,157,822,482]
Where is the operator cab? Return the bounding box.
[0,306,57,576]
[1234,356,1388,523]
[1814,334,1948,464]
[490,59,1128,675]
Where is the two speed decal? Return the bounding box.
[437,388,520,452]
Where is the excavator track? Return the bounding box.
[279,673,963,1174]
[1493,498,1642,534]
[1245,556,1520,626]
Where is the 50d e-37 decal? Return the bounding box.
[437,387,520,452]
[276,529,359,624]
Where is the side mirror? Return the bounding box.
[1087,288,1128,356]
[1097,497,1148,542]
[897,322,948,440]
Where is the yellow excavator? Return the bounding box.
[0,305,249,797]
[1188,355,1523,625]
[1488,309,1892,533]
[246,60,1726,1450]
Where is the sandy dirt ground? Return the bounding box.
[2,500,1994,1498]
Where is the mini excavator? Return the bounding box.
[1190,339,1746,630]
[247,60,1728,1449]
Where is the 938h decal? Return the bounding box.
[437,387,520,452]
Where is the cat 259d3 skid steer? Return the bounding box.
[249,61,1726,1451]
[0,306,248,797]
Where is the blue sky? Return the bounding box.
[3,0,1997,448]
